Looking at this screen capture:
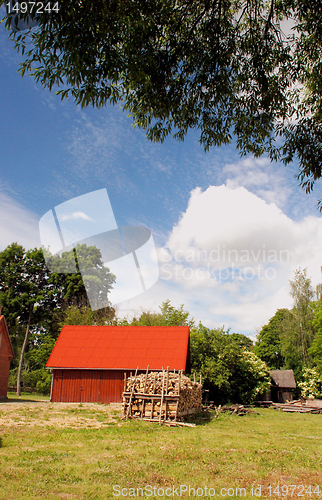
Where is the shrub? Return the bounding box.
[298,368,322,399]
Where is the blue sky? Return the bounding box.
[1,18,322,336]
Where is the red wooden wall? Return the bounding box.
[0,322,14,400]
[51,369,136,403]
[0,351,11,399]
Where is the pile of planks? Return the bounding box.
[122,367,202,426]
[272,399,322,413]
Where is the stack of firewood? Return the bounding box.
[177,378,203,415]
[123,370,202,422]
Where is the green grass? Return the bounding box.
[0,405,321,499]
[6,392,50,402]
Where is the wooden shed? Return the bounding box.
[46,325,190,404]
[269,370,297,403]
[0,312,14,400]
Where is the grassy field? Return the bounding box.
[0,401,321,500]
[7,392,50,402]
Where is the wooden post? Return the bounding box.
[193,372,196,384]
[159,370,166,425]
[175,370,181,422]
[199,374,202,385]
[152,372,156,393]
[151,372,156,418]
[126,367,138,419]
[144,365,149,391]
[141,365,149,418]
[164,366,169,420]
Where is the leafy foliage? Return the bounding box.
[129,300,193,327]
[47,244,116,309]
[309,300,322,372]
[284,268,315,369]
[298,367,322,399]
[253,309,287,369]
[2,1,322,200]
[58,299,116,328]
[0,243,62,394]
[190,324,269,404]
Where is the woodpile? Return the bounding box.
[209,404,259,417]
[272,399,322,413]
[122,367,202,426]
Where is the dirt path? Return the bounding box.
[0,401,122,429]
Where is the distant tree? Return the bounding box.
[58,298,116,328]
[130,300,194,327]
[309,300,322,373]
[47,243,116,310]
[255,269,317,380]
[288,268,315,365]
[3,1,322,204]
[279,309,306,378]
[0,244,60,395]
[24,329,57,394]
[254,309,288,369]
[230,332,254,351]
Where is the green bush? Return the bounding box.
[298,368,322,399]
[8,367,52,395]
[191,325,270,404]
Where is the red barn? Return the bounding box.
[0,313,14,400]
[46,325,190,404]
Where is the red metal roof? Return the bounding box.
[46,325,190,371]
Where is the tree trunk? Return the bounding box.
[300,320,306,364]
[16,305,33,397]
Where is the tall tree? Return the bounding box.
[288,268,315,365]
[0,244,59,395]
[2,1,322,203]
[309,301,322,373]
[46,243,116,310]
[254,309,287,369]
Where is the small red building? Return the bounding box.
[46,325,190,403]
[0,312,14,400]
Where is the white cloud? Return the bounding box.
[116,183,322,335]
[221,157,293,209]
[0,192,41,251]
[60,211,94,222]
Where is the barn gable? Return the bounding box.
[0,314,14,400]
[46,325,190,403]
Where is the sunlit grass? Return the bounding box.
[0,405,321,499]
[6,392,50,402]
